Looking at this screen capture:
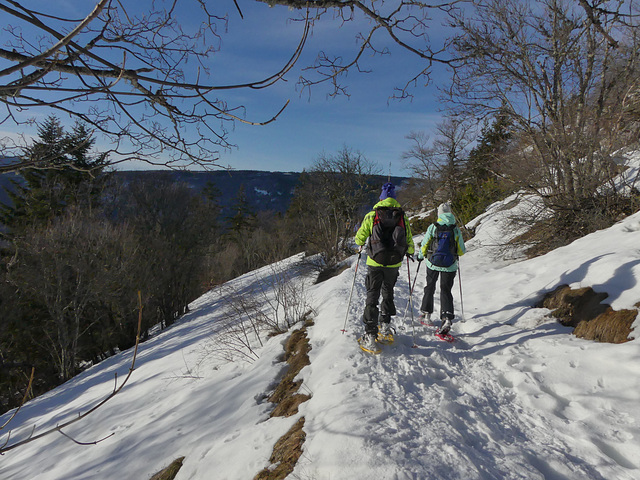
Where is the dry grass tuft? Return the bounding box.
[573,308,637,343]
[538,285,609,327]
[254,418,306,480]
[270,393,311,419]
[538,284,637,343]
[149,457,185,480]
[268,325,312,418]
[255,323,313,480]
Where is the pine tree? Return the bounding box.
[466,111,513,186]
[452,112,514,224]
[226,184,256,237]
[0,116,108,234]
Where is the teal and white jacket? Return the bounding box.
[417,212,466,272]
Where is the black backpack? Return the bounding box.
[369,207,408,265]
[427,223,458,267]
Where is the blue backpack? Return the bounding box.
[428,223,457,267]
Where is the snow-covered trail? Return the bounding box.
[347,341,602,480]
[1,183,638,479]
[297,219,640,480]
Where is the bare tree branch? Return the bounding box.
[0,0,111,78]
[1,1,466,172]
[576,0,619,48]
[269,0,464,98]
[0,1,313,172]
[0,367,34,432]
[57,428,114,446]
[447,0,640,212]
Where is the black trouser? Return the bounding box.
[420,267,456,321]
[362,265,399,335]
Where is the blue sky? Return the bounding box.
[187,1,452,177]
[1,1,454,178]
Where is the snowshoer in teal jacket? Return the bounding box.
[417,202,466,335]
[354,182,414,350]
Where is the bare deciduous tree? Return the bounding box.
[448,0,640,214]
[290,146,380,267]
[1,1,465,173]
[403,116,473,206]
[7,208,140,381]
[109,175,217,328]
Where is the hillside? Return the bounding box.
[0,156,639,479]
[112,170,303,215]
[114,170,409,215]
[0,168,409,217]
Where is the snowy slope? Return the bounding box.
[1,158,640,480]
[294,204,640,480]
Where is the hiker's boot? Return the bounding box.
[419,311,433,325]
[439,318,452,335]
[379,322,392,336]
[361,333,378,350]
[377,321,395,344]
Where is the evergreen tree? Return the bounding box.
[203,181,223,214]
[466,111,513,186]
[0,116,108,234]
[226,184,256,237]
[452,112,515,224]
[0,116,110,399]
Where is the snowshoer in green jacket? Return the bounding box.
[355,182,414,351]
[417,202,466,335]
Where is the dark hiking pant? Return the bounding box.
[362,265,399,335]
[420,267,456,321]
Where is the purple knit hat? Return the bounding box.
[379,182,396,200]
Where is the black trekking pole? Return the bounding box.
[402,259,421,319]
[406,255,418,348]
[457,261,465,322]
[341,251,362,333]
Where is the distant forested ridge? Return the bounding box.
[1,167,408,216]
[113,170,408,215]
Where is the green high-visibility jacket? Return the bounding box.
[355,197,415,268]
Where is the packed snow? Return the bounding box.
[1,156,640,480]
